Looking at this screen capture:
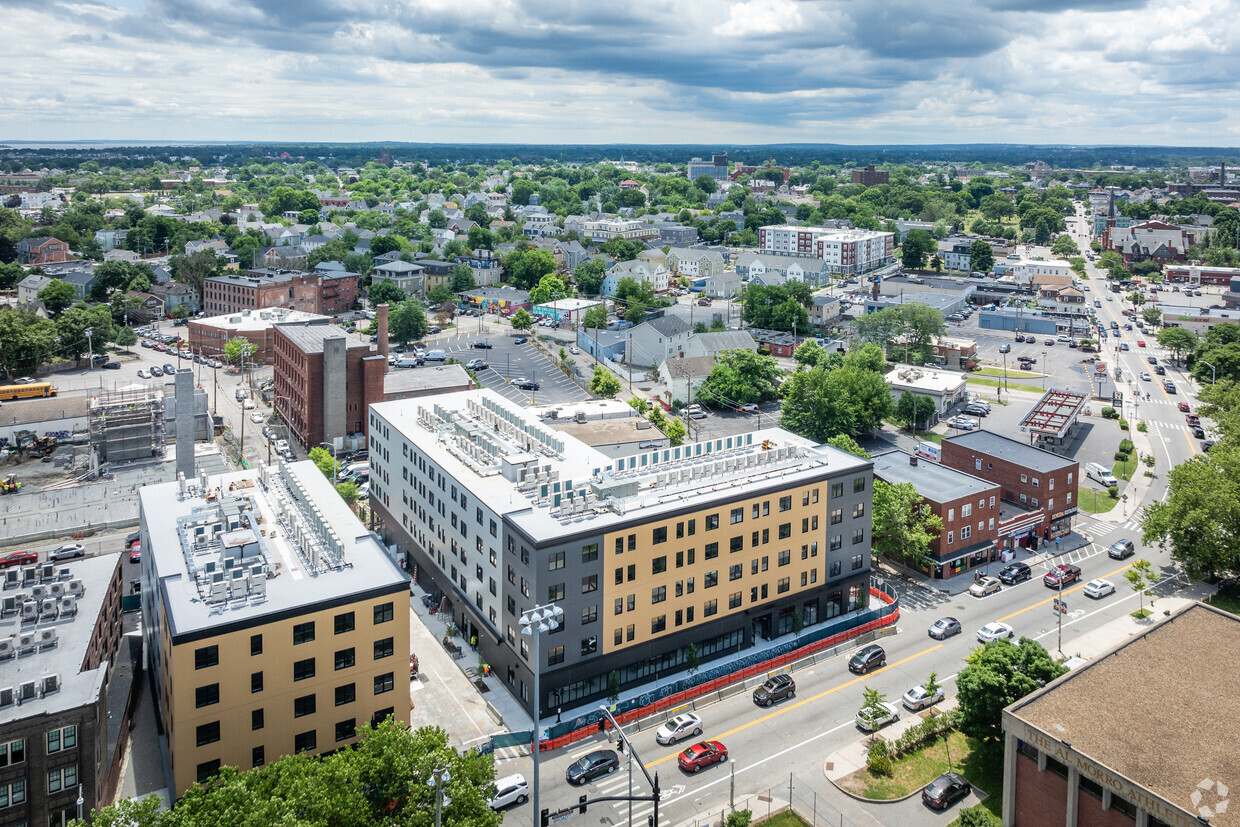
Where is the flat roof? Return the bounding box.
[383,364,472,395]
[942,430,1075,474]
[195,309,327,332]
[275,322,369,354]
[886,364,968,394]
[550,416,663,448]
[142,461,405,641]
[1008,602,1240,825]
[0,554,118,720]
[536,298,602,311]
[1019,389,1088,438]
[871,450,996,502]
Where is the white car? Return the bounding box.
[902,684,945,711]
[947,416,977,431]
[569,346,580,355]
[1140,372,1151,381]
[655,712,703,745]
[855,702,900,732]
[487,773,529,809]
[249,412,264,423]
[137,369,149,379]
[243,399,256,410]
[977,622,1015,643]
[1083,578,1115,599]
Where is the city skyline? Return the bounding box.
[3,0,1237,146]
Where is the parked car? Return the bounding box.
[513,378,541,391]
[163,363,176,375]
[513,337,528,345]
[465,358,489,371]
[249,412,265,423]
[129,544,141,563]
[902,684,945,712]
[947,416,977,431]
[848,644,886,674]
[487,774,529,810]
[998,562,1032,585]
[969,576,1002,597]
[977,622,1015,643]
[677,740,728,773]
[1084,578,1115,599]
[855,702,900,732]
[923,772,972,810]
[472,341,493,349]
[1193,426,1207,439]
[655,713,704,745]
[1044,564,1082,587]
[0,550,38,568]
[48,543,85,561]
[927,617,961,640]
[963,404,989,417]
[752,674,796,706]
[137,369,150,379]
[565,750,619,785]
[998,343,1011,353]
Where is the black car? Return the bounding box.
[923,772,971,810]
[1108,539,1135,560]
[472,341,493,349]
[1014,334,1025,343]
[998,562,1032,585]
[1193,426,1206,439]
[102,361,121,370]
[513,337,528,345]
[752,674,795,707]
[848,644,886,674]
[964,405,989,417]
[1203,440,1216,452]
[1154,365,1166,376]
[514,379,541,391]
[163,363,176,375]
[565,750,619,785]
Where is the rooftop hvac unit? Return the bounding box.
[249,577,266,599]
[40,675,59,696]
[56,567,70,581]
[17,632,36,654]
[4,569,18,588]
[18,681,35,703]
[59,597,76,617]
[0,597,15,617]
[20,602,37,623]
[31,585,47,601]
[67,580,84,597]
[209,581,227,603]
[38,563,54,582]
[0,688,11,707]
[0,638,12,659]
[39,599,57,621]
[48,582,65,599]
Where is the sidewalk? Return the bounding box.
[825,698,961,785]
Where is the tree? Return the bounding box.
[449,264,476,292]
[509,308,533,332]
[466,225,494,250]
[968,239,995,274]
[901,228,936,269]
[114,326,138,352]
[589,366,621,399]
[851,307,905,349]
[956,638,1067,752]
[1051,234,1079,257]
[859,686,888,722]
[623,300,647,324]
[55,303,113,360]
[369,235,402,257]
[685,642,700,675]
[825,434,870,459]
[698,349,781,407]
[224,337,258,366]
[582,305,609,330]
[427,284,454,306]
[0,308,57,381]
[895,391,936,430]
[1141,307,1162,327]
[599,237,644,262]
[694,175,718,194]
[1142,446,1240,581]
[170,250,224,298]
[663,416,687,446]
[792,339,828,369]
[528,274,568,306]
[871,479,943,568]
[389,297,428,342]
[308,446,338,479]
[741,283,810,333]
[37,279,76,316]
[1157,326,1198,362]
[572,259,606,296]
[335,481,359,506]
[368,280,406,307]
[503,245,556,288]
[1124,559,1157,615]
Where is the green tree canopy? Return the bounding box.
[968,239,995,274]
[900,228,936,269]
[0,308,57,380]
[389,297,428,342]
[957,638,1067,752]
[582,305,609,330]
[1157,326,1198,362]
[572,259,606,296]
[56,302,113,360]
[503,244,556,288]
[698,349,781,407]
[824,434,871,459]
[37,279,76,316]
[369,280,407,307]
[741,283,811,333]
[871,479,943,567]
[224,337,258,365]
[449,264,477,292]
[589,366,621,399]
[509,308,533,332]
[528,274,569,306]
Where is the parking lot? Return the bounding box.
[427,328,590,407]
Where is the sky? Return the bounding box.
[2,0,1238,146]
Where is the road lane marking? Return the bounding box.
[642,644,942,769]
[996,560,1137,624]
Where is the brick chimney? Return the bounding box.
[376,303,390,365]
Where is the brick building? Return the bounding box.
[16,236,72,265]
[202,269,358,317]
[189,308,328,365]
[1001,602,1236,827]
[850,165,889,187]
[940,431,1078,549]
[871,450,1000,580]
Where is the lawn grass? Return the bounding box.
[1075,486,1118,514]
[1112,454,1138,481]
[1205,588,1240,616]
[967,376,1046,395]
[755,812,811,827]
[974,366,1042,380]
[837,730,1000,813]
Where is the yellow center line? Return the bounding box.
[997,561,1136,623]
[643,644,943,769]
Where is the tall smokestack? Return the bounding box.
[377,303,390,366]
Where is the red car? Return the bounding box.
[1137,340,1146,347]
[1186,415,1201,426]
[677,740,729,773]
[1043,564,1082,588]
[1179,403,1191,413]
[129,541,141,563]
[0,550,38,568]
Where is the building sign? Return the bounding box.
[917,441,940,463]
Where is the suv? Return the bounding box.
[752,674,795,707]
[487,774,529,809]
[1108,539,1135,560]
[998,561,1032,585]
[848,644,886,674]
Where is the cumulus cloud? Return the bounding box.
[0,0,1236,143]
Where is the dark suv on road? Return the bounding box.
[998,562,1032,585]
[848,644,886,674]
[752,674,795,707]
[1108,539,1135,560]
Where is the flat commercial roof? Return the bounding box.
[871,450,996,503]
[942,430,1074,474]
[1008,602,1240,825]
[275,322,369,354]
[1019,389,1088,438]
[195,309,327,332]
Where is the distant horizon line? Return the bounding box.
[2,140,1239,151]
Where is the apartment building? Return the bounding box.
[367,389,875,719]
[581,219,660,242]
[756,226,895,274]
[139,463,409,798]
[0,555,125,827]
[850,165,889,187]
[203,269,358,317]
[189,308,328,365]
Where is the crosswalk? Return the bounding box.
[592,771,674,827]
[1075,515,1142,535]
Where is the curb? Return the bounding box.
[823,758,925,804]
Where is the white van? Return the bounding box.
[394,356,422,369]
[337,461,367,481]
[424,349,447,362]
[1085,463,1118,486]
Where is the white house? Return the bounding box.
[628,315,693,367]
[604,260,669,296]
[657,356,715,408]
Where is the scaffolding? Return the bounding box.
[88,386,167,464]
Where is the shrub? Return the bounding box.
[866,739,893,776]
[958,805,1003,826]
[1108,485,1119,499]
[1119,439,1135,454]
[1100,407,1118,419]
[1137,421,1148,433]
[1119,419,1129,431]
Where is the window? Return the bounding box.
[335,719,356,743]
[548,645,565,665]
[851,554,863,571]
[548,583,565,602]
[779,495,792,512]
[1032,477,1040,488]
[730,564,742,581]
[831,482,843,498]
[373,602,394,624]
[975,458,982,471]
[249,670,263,693]
[1032,497,1039,507]
[706,514,719,530]
[705,541,719,559]
[652,526,667,544]
[948,508,955,522]
[252,708,264,730]
[1020,473,1028,483]
[196,684,220,708]
[371,708,395,728]
[252,746,265,768]
[651,616,666,634]
[704,599,718,617]
[196,761,220,784]
[961,503,972,518]
[777,577,790,594]
[1067,472,1073,485]
[628,534,636,551]
[293,622,315,645]
[374,638,394,660]
[582,543,599,563]
[615,567,624,585]
[853,477,866,493]
[1067,492,1073,505]
[830,560,841,577]
[627,594,635,611]
[582,605,598,624]
[675,580,683,597]
[548,551,565,570]
[730,536,743,553]
[374,672,395,695]
[295,731,317,753]
[947,531,954,545]
[581,575,598,594]
[614,628,623,646]
[652,585,666,604]
[581,637,597,656]
[335,648,356,670]
[830,509,842,525]
[652,556,667,575]
[294,694,317,718]
[614,597,624,615]
[831,535,842,551]
[47,765,78,795]
[294,658,316,681]
[705,570,718,588]
[194,645,219,670]
[627,625,635,642]
[852,528,864,545]
[250,634,263,655]
[45,728,74,754]
[778,549,791,567]
[961,525,972,540]
[779,523,791,539]
[335,684,356,706]
[334,612,355,634]
[730,507,744,524]
[614,537,623,555]
[627,564,635,581]
[196,721,221,747]
[729,592,742,609]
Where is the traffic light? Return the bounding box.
[648,816,655,827]
[597,718,606,733]
[617,738,624,754]
[578,795,588,814]
[540,809,549,827]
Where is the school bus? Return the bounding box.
[0,382,58,400]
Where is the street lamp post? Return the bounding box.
[1042,351,1047,389]
[520,602,563,827]
[427,765,451,827]
[1200,360,1217,385]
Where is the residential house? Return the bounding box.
[749,270,787,287]
[260,245,308,270]
[17,273,52,305]
[939,237,975,272]
[104,248,142,263]
[628,315,693,366]
[446,218,477,235]
[95,228,128,252]
[604,259,670,296]
[430,228,455,246]
[704,270,743,298]
[657,224,699,245]
[420,260,456,295]
[149,281,201,315]
[810,293,842,330]
[665,248,726,278]
[463,192,489,208]
[680,330,757,359]
[733,252,830,286]
[657,355,715,408]
[16,236,72,265]
[184,238,229,256]
[554,240,589,272]
[371,261,425,297]
[127,291,166,317]
[522,213,558,237]
[1037,284,1088,316]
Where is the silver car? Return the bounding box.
[902,684,945,711]
[487,773,528,809]
[48,543,85,561]
[655,712,703,745]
